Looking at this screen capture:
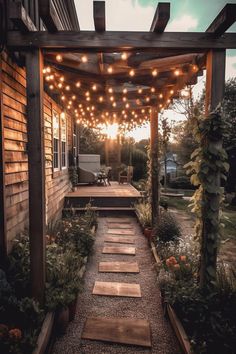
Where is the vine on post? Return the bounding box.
[185,106,229,290]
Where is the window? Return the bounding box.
[53,111,60,170]
[61,112,67,169]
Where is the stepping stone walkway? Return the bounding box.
[52,216,181,354]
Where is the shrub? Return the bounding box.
[155,211,181,243]
[169,176,195,190]
[135,202,152,228]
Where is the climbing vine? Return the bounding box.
[185,106,229,289]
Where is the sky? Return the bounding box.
[74,0,236,140]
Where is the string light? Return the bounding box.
[58,82,63,89]
[59,76,64,82]
[56,54,63,62]
[81,55,88,63]
[49,85,54,90]
[159,93,163,99]
[65,85,70,91]
[92,84,97,91]
[129,69,135,77]
[151,87,155,93]
[123,88,127,94]
[152,69,158,77]
[108,87,113,93]
[76,81,81,88]
[99,96,104,102]
[72,95,76,100]
[174,69,181,76]
[138,88,143,94]
[121,52,128,60]
[107,66,113,74]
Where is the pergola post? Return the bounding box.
[199,49,226,288]
[26,49,46,304]
[0,57,7,266]
[150,107,160,227]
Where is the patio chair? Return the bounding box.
[118,166,133,184]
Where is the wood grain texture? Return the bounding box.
[104,236,135,244]
[102,246,136,255]
[107,229,134,235]
[93,1,105,32]
[7,31,236,52]
[93,281,141,297]
[82,316,151,347]
[107,223,133,229]
[150,2,170,33]
[206,4,236,36]
[107,217,131,223]
[99,261,139,273]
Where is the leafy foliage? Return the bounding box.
[154,211,181,243]
[185,107,229,288]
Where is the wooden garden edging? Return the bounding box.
[149,241,191,354]
[167,305,191,354]
[33,312,55,354]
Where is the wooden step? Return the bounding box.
[107,229,134,235]
[106,217,132,223]
[102,246,136,255]
[107,223,133,229]
[99,261,139,273]
[93,281,141,297]
[82,316,151,347]
[104,236,135,244]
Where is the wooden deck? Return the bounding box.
[64,182,141,211]
[66,182,141,198]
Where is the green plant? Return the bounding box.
[45,243,83,311]
[154,211,181,243]
[7,234,30,297]
[185,107,229,289]
[169,176,195,190]
[135,202,152,228]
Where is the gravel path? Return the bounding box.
[52,216,180,354]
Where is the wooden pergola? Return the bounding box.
[1,1,236,302]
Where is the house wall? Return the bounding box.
[1,52,73,252]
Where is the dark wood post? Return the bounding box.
[0,57,7,266]
[199,49,226,288]
[26,49,46,304]
[150,107,160,227]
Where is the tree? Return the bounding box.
[79,125,105,163]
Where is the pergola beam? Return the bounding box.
[206,3,236,37]
[7,31,236,51]
[150,2,170,33]
[39,0,62,32]
[9,1,37,32]
[93,1,106,32]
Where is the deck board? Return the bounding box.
[82,317,151,347]
[107,229,135,235]
[66,181,140,198]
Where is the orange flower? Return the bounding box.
[9,328,22,341]
[168,256,177,265]
[179,255,187,262]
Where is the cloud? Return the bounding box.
[226,55,236,80]
[166,14,198,32]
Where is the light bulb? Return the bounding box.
[56,54,63,62]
